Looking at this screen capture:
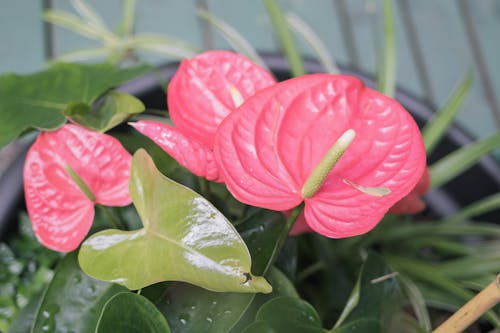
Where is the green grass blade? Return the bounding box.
[285,12,339,74]
[429,132,500,188]
[377,0,396,97]
[262,0,305,77]
[386,255,500,327]
[422,70,473,155]
[117,0,137,37]
[43,10,118,45]
[70,0,107,30]
[447,192,500,223]
[373,222,500,243]
[397,275,432,331]
[196,8,268,69]
[438,254,500,279]
[126,34,199,59]
[52,47,111,63]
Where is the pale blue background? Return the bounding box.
[1,0,499,141]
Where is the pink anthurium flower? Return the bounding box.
[389,167,430,214]
[131,50,276,181]
[215,74,426,238]
[23,124,132,252]
[290,167,431,235]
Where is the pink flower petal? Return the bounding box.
[131,120,220,181]
[23,124,132,251]
[215,74,426,238]
[389,167,430,214]
[168,50,276,147]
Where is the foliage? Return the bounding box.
[1,1,499,332]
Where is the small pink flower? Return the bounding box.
[131,50,276,181]
[23,124,132,252]
[215,74,426,238]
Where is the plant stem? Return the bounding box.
[377,0,396,97]
[262,0,305,77]
[297,261,325,283]
[433,274,500,333]
[264,203,304,274]
[98,205,124,230]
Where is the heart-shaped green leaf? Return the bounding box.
[96,292,171,333]
[150,282,254,333]
[229,266,299,333]
[237,209,287,275]
[331,252,402,332]
[0,62,149,148]
[64,91,145,132]
[242,296,324,333]
[31,252,126,333]
[79,149,271,293]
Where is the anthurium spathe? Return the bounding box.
[131,50,276,181]
[23,124,132,252]
[215,74,426,238]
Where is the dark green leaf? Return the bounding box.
[237,209,287,275]
[31,252,126,333]
[229,267,299,333]
[331,318,380,333]
[0,62,149,148]
[95,292,170,333]
[153,282,253,333]
[332,252,402,333]
[64,91,145,132]
[79,149,271,293]
[242,296,323,333]
[7,290,43,333]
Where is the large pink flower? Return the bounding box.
[131,50,276,181]
[23,124,132,252]
[215,74,426,238]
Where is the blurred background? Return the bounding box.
[1,0,499,159]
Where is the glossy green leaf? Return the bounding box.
[30,252,126,333]
[95,292,170,333]
[429,132,500,188]
[79,149,271,293]
[421,70,473,155]
[263,0,305,77]
[229,266,299,333]
[242,296,323,333]
[237,209,287,275]
[0,62,149,149]
[377,0,396,97]
[331,319,380,333]
[64,91,145,132]
[150,282,253,333]
[331,252,402,333]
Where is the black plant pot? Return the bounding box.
[1,54,499,242]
